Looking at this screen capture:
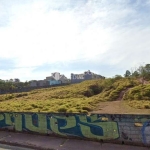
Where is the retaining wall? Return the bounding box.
[0,112,149,146]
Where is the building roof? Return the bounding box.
[46,76,56,80]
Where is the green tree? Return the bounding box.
[132,71,139,78]
[144,64,150,80]
[124,70,131,77]
[138,65,147,85]
[114,75,122,80]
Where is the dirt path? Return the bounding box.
[91,101,150,114]
[116,88,130,101]
[91,87,150,114]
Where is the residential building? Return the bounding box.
[51,72,61,80]
[49,80,62,85]
[46,76,55,81]
[59,74,69,84]
[71,70,105,83]
[29,72,69,87]
[46,72,69,84]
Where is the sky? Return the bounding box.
[0,0,150,81]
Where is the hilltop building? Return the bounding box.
[46,72,69,85]
[71,70,105,83]
[30,72,69,87]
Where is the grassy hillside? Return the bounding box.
[123,84,150,109]
[0,77,149,113]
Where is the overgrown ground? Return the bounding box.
[0,77,150,113]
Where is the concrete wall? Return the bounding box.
[0,112,149,146]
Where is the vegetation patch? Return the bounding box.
[0,75,149,112]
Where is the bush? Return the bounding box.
[31,104,38,108]
[83,89,94,97]
[80,110,88,113]
[8,95,14,99]
[57,106,67,112]
[134,94,142,100]
[82,106,92,111]
[67,108,77,113]
[144,104,150,109]
[16,93,28,98]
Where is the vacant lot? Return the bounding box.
[0,77,150,113]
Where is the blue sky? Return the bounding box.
[0,0,150,81]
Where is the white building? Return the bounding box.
[51,72,61,80]
[46,72,69,84]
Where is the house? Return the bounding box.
[29,72,69,87]
[51,72,61,80]
[71,70,105,83]
[59,74,69,84]
[46,76,55,81]
[45,72,69,85]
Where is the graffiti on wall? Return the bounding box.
[0,113,149,145]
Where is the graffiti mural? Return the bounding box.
[0,113,149,146]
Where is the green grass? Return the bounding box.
[123,84,150,100]
[0,77,149,112]
[123,84,150,109]
[128,100,150,109]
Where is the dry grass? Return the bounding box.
[0,77,149,113]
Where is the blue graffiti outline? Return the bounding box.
[141,120,150,144]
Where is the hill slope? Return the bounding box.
[0,77,150,113]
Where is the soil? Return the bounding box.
[91,85,150,114]
[91,100,150,114]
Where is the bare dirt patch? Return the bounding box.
[91,100,150,114]
[91,87,150,114]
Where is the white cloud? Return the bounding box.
[0,0,150,81]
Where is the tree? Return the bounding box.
[138,65,147,85]
[132,71,139,78]
[144,64,150,80]
[124,70,131,77]
[114,75,122,80]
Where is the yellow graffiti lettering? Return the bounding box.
[24,114,47,133]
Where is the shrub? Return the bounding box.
[67,108,77,113]
[16,93,28,98]
[31,104,38,108]
[80,110,88,113]
[82,106,92,111]
[144,104,150,109]
[83,89,94,97]
[134,94,142,100]
[7,95,14,99]
[57,106,67,112]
